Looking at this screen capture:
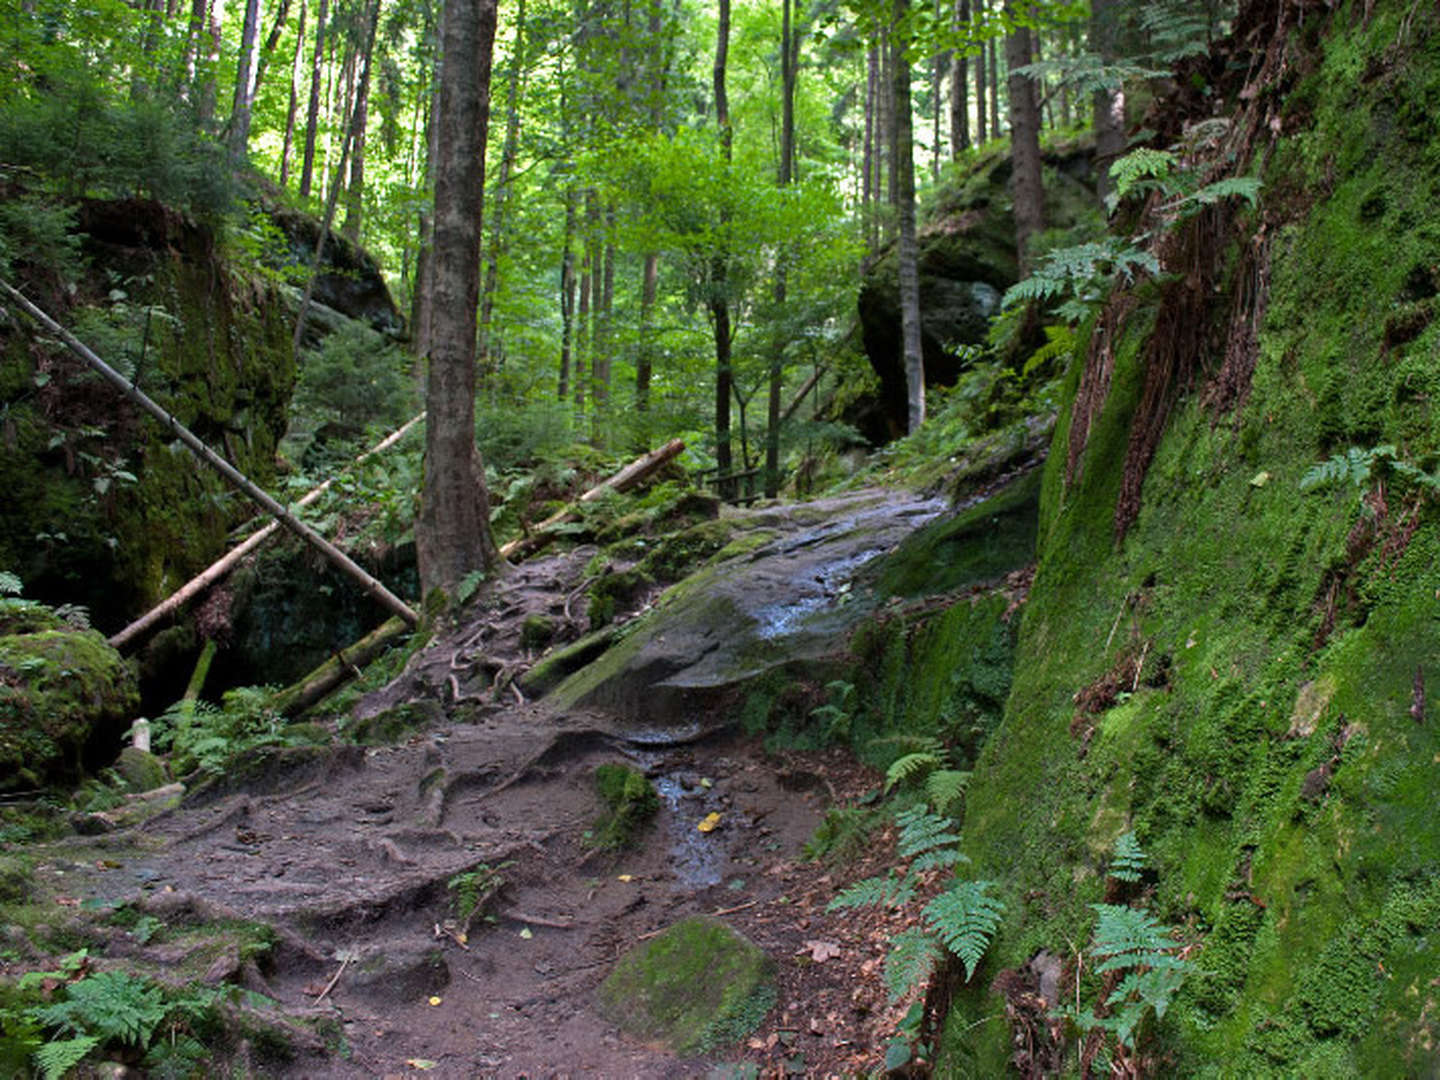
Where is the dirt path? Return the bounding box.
[33,489,962,1077]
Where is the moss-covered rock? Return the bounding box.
[589,763,659,849]
[113,746,166,791]
[597,917,775,1054]
[0,626,137,791]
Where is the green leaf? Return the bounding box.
[34,1036,101,1080]
[1108,831,1147,884]
[894,804,961,858]
[884,929,944,1002]
[923,880,1006,981]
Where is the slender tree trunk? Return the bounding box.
[279,0,308,187]
[1091,0,1125,207]
[412,70,440,364]
[342,13,374,241]
[636,252,657,414]
[478,0,527,379]
[251,0,293,99]
[972,0,985,148]
[766,0,797,498]
[227,0,262,164]
[863,44,878,253]
[892,0,924,433]
[417,0,501,598]
[196,0,223,130]
[1004,8,1043,272]
[575,245,590,417]
[949,0,969,156]
[180,0,205,103]
[712,0,734,499]
[299,0,330,197]
[988,35,1000,139]
[559,189,577,402]
[930,0,942,181]
[882,28,897,214]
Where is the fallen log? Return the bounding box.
[270,615,410,717]
[499,438,686,561]
[109,412,425,652]
[0,278,419,630]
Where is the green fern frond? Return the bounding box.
[1089,904,1185,975]
[826,871,914,912]
[1021,325,1077,377]
[34,1036,101,1080]
[1109,831,1147,883]
[924,769,971,816]
[0,570,22,596]
[911,846,967,873]
[895,805,961,858]
[885,752,943,793]
[884,929,944,1002]
[923,879,1006,981]
[31,971,167,1047]
[1110,148,1177,200]
[1173,176,1262,211]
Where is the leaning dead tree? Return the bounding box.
[0,279,419,628]
[110,412,426,651]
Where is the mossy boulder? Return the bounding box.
[113,746,166,792]
[598,917,775,1054]
[0,627,137,791]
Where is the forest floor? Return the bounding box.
[20,489,972,1078]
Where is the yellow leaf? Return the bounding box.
[697,812,723,833]
[427,996,443,1007]
[406,1060,437,1070]
[520,927,533,939]
[617,874,635,882]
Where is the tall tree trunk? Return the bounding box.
[575,245,590,417]
[180,0,205,103]
[412,72,440,366]
[949,0,969,156]
[930,0,942,181]
[1091,0,1125,208]
[279,0,309,187]
[341,14,374,241]
[988,35,1000,139]
[636,252,657,414]
[892,0,924,433]
[766,0,797,498]
[711,0,734,499]
[972,0,985,149]
[1004,8,1043,272]
[196,0,223,130]
[298,0,330,197]
[227,0,262,164]
[863,43,878,254]
[559,188,577,403]
[417,0,500,598]
[478,0,527,380]
[251,0,293,101]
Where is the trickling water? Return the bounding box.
[653,775,723,887]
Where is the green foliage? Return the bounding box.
[33,1036,100,1080]
[31,970,166,1047]
[589,763,660,849]
[294,324,415,442]
[885,929,944,1003]
[807,680,857,744]
[826,870,916,913]
[922,879,1006,982]
[802,805,884,864]
[448,862,509,928]
[1108,831,1147,884]
[149,685,293,777]
[895,804,963,861]
[0,196,82,285]
[0,572,20,597]
[1085,903,1194,1049]
[885,749,945,793]
[1002,239,1159,323]
[1299,444,1440,496]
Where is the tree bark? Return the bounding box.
[863,43,878,253]
[949,0,968,155]
[892,0,924,433]
[227,0,262,164]
[417,0,501,599]
[1004,8,1043,272]
[636,251,657,416]
[279,0,308,187]
[479,0,527,379]
[251,0,294,101]
[559,188,577,403]
[766,0,796,498]
[972,0,985,148]
[988,35,999,139]
[1091,0,1126,208]
[711,0,734,499]
[298,0,330,197]
[341,38,371,240]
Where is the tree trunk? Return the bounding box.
[892,0,924,433]
[575,244,590,417]
[417,0,501,599]
[972,0,984,148]
[1004,9,1043,272]
[227,0,262,164]
[636,251,657,415]
[988,35,1000,139]
[479,0,527,379]
[279,0,308,187]
[412,73,440,364]
[766,0,796,498]
[712,0,734,499]
[930,0,942,181]
[341,22,372,241]
[592,221,614,445]
[559,188,577,402]
[251,0,293,101]
[863,44,878,253]
[298,0,330,197]
[950,0,969,155]
[1091,0,1125,207]
[197,0,223,130]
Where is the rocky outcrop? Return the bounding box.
[856,144,1097,441]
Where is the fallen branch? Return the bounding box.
[109,412,425,652]
[270,615,411,717]
[0,279,418,628]
[498,438,686,562]
[499,910,573,929]
[313,953,351,1005]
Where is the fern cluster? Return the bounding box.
[1299,444,1440,497]
[827,805,1004,1004]
[881,739,973,817]
[1108,831,1148,884]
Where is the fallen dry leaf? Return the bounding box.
[803,940,842,963]
[697,812,723,833]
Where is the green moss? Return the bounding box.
[114,747,167,791]
[589,763,659,849]
[520,614,555,650]
[597,917,774,1054]
[0,627,138,791]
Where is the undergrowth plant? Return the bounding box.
[827,804,1005,1071]
[148,685,296,777]
[1299,444,1440,499]
[878,737,972,817]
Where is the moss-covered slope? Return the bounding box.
[942,3,1440,1075]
